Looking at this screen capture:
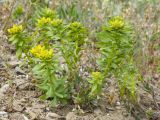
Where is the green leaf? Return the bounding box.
[46,86,54,98]
[32,63,45,73]
[12,38,19,44]
[91,85,97,93]
[38,82,48,89]
[51,97,58,107]
[18,41,24,47]
[97,31,112,42]
[8,35,16,42]
[12,5,24,20]
[16,48,22,58]
[39,94,47,100]
[55,92,64,98]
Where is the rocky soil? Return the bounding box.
[0,22,160,120]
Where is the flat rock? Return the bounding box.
[14,79,29,90]
[0,84,9,94]
[13,100,25,112]
[15,67,25,75]
[8,61,21,68]
[46,112,61,120]
[9,113,28,120]
[94,108,102,116]
[66,112,77,120]
[0,111,8,119]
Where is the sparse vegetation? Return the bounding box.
[0,0,160,120]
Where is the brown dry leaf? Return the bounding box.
[107,92,117,106]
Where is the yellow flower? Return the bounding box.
[50,19,63,27]
[91,72,101,80]
[109,16,124,29]
[68,22,87,36]
[69,22,83,30]
[37,17,52,27]
[91,72,103,85]
[8,24,23,34]
[30,45,53,60]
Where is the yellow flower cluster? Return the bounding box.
[30,45,53,60]
[90,72,103,86]
[37,17,63,27]
[8,24,23,34]
[91,72,101,80]
[37,17,52,27]
[109,16,124,29]
[51,19,63,27]
[69,22,83,31]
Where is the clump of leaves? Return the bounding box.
[61,21,87,84]
[88,72,104,98]
[35,7,56,19]
[146,108,154,119]
[12,4,24,20]
[7,24,29,58]
[30,45,68,106]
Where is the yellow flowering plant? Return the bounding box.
[29,44,68,106]
[60,21,88,100]
[36,7,56,19]
[97,16,141,102]
[28,7,56,27]
[30,45,53,60]
[35,17,64,43]
[7,24,29,58]
[7,10,69,106]
[8,7,107,107]
[37,17,52,27]
[7,8,88,106]
[8,24,23,34]
[88,72,104,98]
[108,16,125,30]
[12,5,24,20]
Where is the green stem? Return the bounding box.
[45,61,55,85]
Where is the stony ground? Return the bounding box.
[0,29,160,120]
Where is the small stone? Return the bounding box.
[153,111,160,119]
[32,103,45,109]
[13,100,25,112]
[8,61,20,68]
[116,106,121,110]
[0,111,8,118]
[94,108,102,115]
[153,74,159,80]
[25,108,38,120]
[11,113,26,120]
[14,79,26,86]
[66,112,77,120]
[22,114,29,120]
[14,79,30,90]
[0,84,9,94]
[15,67,25,75]
[46,112,61,120]
[46,107,50,111]
[116,102,120,106]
